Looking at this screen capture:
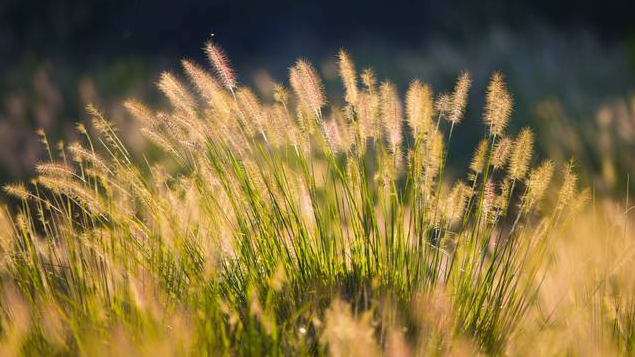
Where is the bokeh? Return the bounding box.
[2,0,635,193]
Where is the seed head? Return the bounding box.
[337,50,359,107]
[557,159,578,210]
[379,81,403,151]
[491,137,512,169]
[484,72,513,136]
[470,139,488,174]
[205,40,236,91]
[289,59,325,115]
[448,71,471,124]
[525,160,554,209]
[508,128,534,180]
[406,79,434,139]
[3,183,29,200]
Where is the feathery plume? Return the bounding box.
[337,50,359,107]
[435,93,451,119]
[236,87,266,136]
[36,163,74,179]
[406,79,434,139]
[361,68,376,92]
[273,83,289,104]
[68,142,111,174]
[158,72,196,115]
[447,71,471,124]
[289,59,325,115]
[124,100,159,128]
[205,40,236,91]
[3,183,29,200]
[508,128,534,180]
[484,72,513,136]
[470,139,489,174]
[379,81,403,151]
[557,159,578,210]
[491,137,512,169]
[525,160,555,209]
[182,60,232,117]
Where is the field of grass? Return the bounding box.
[0,39,633,356]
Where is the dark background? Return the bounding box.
[1,0,635,187]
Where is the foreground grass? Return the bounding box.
[0,39,626,356]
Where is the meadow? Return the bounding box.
[0,39,633,356]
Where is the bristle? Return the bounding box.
[406,80,434,139]
[557,159,578,210]
[380,81,403,151]
[484,72,513,136]
[491,137,512,169]
[182,60,233,120]
[289,59,325,115]
[236,87,266,136]
[68,142,111,174]
[158,72,196,115]
[273,83,289,104]
[448,71,471,124]
[435,93,451,119]
[337,50,359,107]
[361,68,376,92]
[204,41,236,91]
[124,100,158,128]
[508,128,534,180]
[525,160,555,208]
[470,139,488,174]
[3,183,29,200]
[36,163,74,178]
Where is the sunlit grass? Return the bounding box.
[0,38,628,356]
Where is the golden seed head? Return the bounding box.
[525,160,555,208]
[3,183,29,200]
[289,59,325,115]
[470,139,489,174]
[557,159,578,210]
[273,83,289,104]
[337,49,359,107]
[491,137,512,169]
[406,79,434,139]
[508,128,534,180]
[361,68,376,92]
[379,81,403,151]
[448,71,471,124]
[484,72,513,136]
[158,72,195,115]
[205,40,236,91]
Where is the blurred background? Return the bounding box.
[1,0,635,195]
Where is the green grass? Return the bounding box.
[0,40,615,356]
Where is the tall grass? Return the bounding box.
[0,39,610,356]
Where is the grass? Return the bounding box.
[0,39,628,356]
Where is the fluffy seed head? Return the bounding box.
[525,160,555,208]
[557,159,578,210]
[361,68,376,92]
[205,40,236,91]
[470,139,489,174]
[379,81,403,151]
[289,59,325,114]
[484,72,513,136]
[448,71,471,124]
[337,50,359,107]
[508,128,534,180]
[406,79,434,139]
[491,137,512,169]
[158,72,196,115]
[3,183,29,200]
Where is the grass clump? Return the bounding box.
[0,38,594,356]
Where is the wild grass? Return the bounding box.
[0,38,625,356]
